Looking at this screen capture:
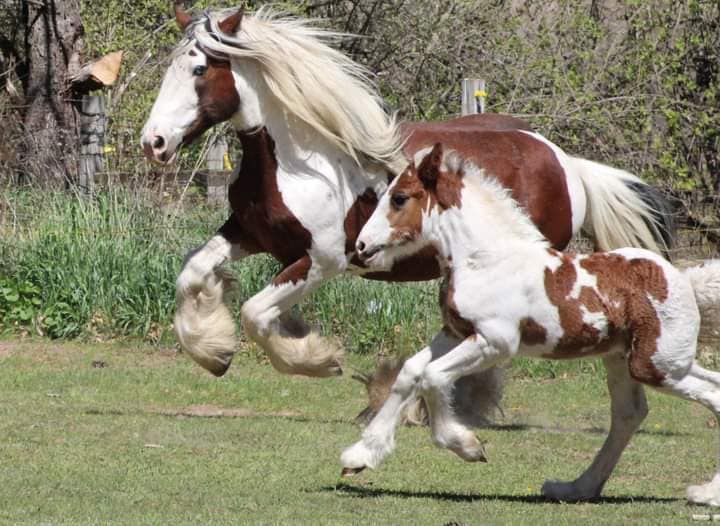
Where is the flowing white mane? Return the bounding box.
[443,151,549,246]
[190,7,405,173]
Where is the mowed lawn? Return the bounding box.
[0,340,716,525]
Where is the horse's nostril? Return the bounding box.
[357,240,366,253]
[152,136,165,150]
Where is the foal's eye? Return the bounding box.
[391,193,409,209]
[192,65,207,76]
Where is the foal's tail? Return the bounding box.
[569,157,676,256]
[683,260,720,312]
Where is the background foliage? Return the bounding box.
[0,1,719,352]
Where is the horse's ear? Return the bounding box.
[218,7,244,36]
[417,143,444,188]
[175,3,192,31]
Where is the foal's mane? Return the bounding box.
[442,151,549,246]
[189,7,405,174]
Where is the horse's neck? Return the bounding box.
[263,104,390,198]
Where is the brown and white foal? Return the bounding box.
[342,143,720,506]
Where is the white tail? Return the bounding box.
[683,260,720,312]
[570,157,669,254]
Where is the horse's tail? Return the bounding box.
[683,260,720,313]
[569,157,676,256]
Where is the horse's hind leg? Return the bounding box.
[659,362,720,506]
[542,352,648,502]
[175,218,250,376]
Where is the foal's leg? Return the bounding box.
[542,352,648,501]
[340,330,457,474]
[421,334,508,462]
[240,256,344,377]
[658,362,720,506]
[175,219,250,376]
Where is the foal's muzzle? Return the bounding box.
[356,240,385,263]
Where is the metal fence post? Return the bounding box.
[461,78,487,116]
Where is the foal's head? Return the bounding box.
[356,143,464,268]
[141,6,245,163]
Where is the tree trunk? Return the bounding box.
[19,0,84,184]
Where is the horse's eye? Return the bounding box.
[192,65,207,76]
[391,193,409,209]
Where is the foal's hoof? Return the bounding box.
[341,466,366,478]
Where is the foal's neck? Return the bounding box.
[428,183,549,268]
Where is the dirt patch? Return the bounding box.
[156,404,301,419]
[138,347,179,367]
[0,341,16,358]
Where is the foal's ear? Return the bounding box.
[417,143,444,188]
[175,3,193,31]
[218,7,244,36]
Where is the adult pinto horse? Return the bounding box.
[140,7,674,408]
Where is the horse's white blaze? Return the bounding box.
[141,46,207,158]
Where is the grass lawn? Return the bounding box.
[0,339,717,525]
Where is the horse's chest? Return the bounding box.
[439,277,475,339]
[229,180,312,265]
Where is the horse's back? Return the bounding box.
[403,127,573,249]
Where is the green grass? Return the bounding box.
[0,188,613,379]
[0,339,717,524]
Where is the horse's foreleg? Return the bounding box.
[240,256,343,377]
[175,226,250,376]
[340,330,457,475]
[542,352,648,502]
[421,334,506,463]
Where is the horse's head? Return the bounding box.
[356,143,462,268]
[141,6,252,163]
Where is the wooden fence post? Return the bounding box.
[461,78,486,116]
[205,136,228,203]
[78,95,106,192]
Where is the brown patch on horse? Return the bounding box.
[344,188,379,257]
[182,58,240,145]
[440,274,476,339]
[386,168,433,244]
[417,143,464,210]
[520,318,547,346]
[217,7,244,36]
[542,250,606,355]
[272,255,312,286]
[226,128,314,284]
[580,254,668,385]
[175,4,193,31]
[361,246,441,282]
[541,250,668,385]
[400,114,533,151]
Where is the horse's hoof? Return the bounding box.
[341,466,366,478]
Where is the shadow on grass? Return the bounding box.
[316,482,681,505]
[486,423,688,437]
